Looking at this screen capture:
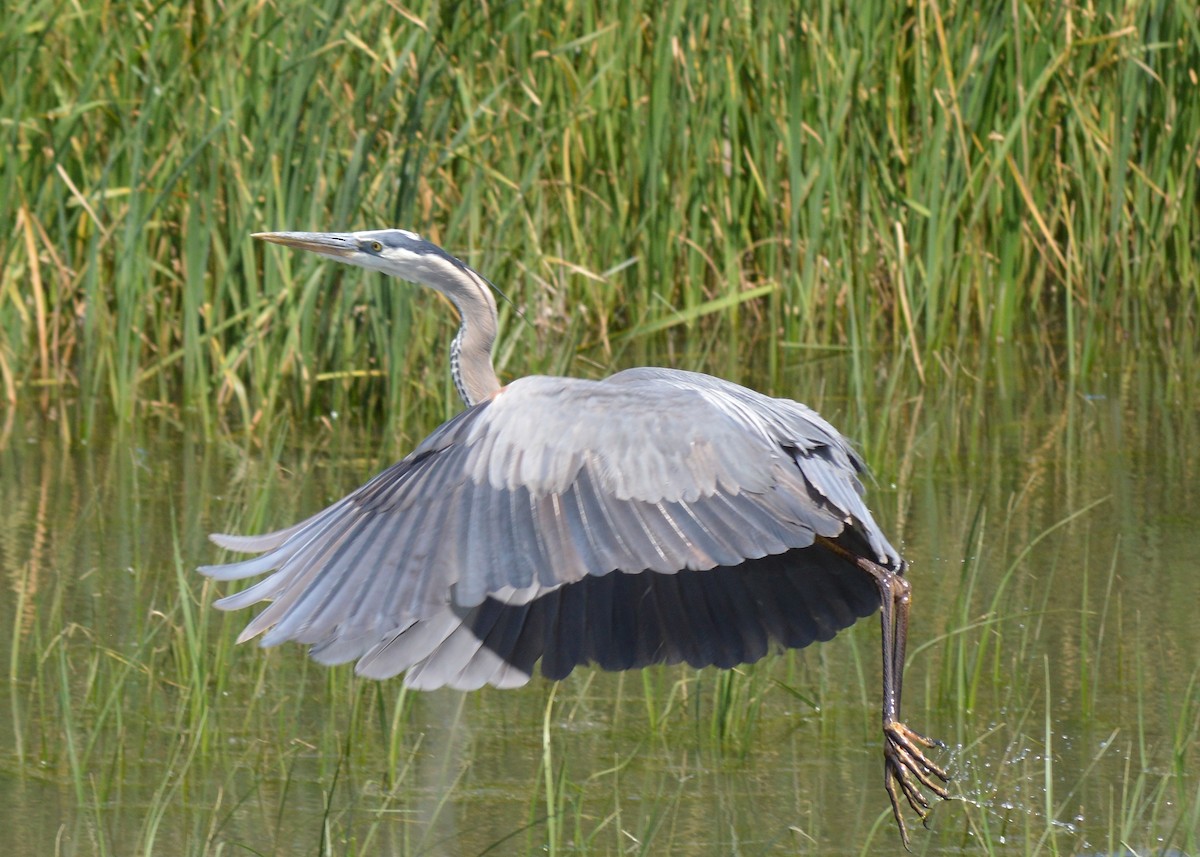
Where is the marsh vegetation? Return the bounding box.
[2,1,1198,853]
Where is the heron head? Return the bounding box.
[253,229,461,280]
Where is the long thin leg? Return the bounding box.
[817,537,949,848]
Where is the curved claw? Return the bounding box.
[883,721,950,848]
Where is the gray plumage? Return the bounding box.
[203,367,889,686]
[200,229,949,845]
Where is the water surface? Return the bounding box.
[2,350,1197,855]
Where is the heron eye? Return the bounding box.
[370,241,383,252]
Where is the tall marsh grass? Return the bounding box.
[3,6,1199,851]
[2,0,1197,432]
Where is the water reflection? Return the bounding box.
[1,350,1197,855]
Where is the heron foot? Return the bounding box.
[883,720,950,849]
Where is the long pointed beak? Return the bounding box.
[252,231,357,259]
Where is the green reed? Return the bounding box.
[3,0,1200,840]
[2,0,1197,432]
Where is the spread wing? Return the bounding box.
[199,368,899,688]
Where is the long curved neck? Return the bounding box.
[440,267,499,407]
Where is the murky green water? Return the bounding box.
[2,351,1198,855]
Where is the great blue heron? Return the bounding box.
[200,229,950,844]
